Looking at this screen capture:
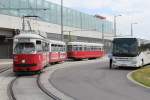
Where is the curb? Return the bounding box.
[127,70,150,89]
[0,62,12,65]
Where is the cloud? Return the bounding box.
[46,0,150,39]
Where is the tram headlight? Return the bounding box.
[21,59,26,64]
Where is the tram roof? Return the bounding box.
[48,40,66,45]
[67,42,104,46]
[14,30,48,40]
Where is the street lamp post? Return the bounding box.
[63,29,96,42]
[61,0,64,41]
[131,22,138,37]
[114,15,122,37]
[102,23,105,51]
[102,23,104,44]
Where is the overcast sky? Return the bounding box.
[47,0,150,40]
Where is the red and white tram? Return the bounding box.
[49,40,67,64]
[67,42,105,60]
[13,31,49,74]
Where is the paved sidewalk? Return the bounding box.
[0,59,13,65]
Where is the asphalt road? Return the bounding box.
[13,76,53,100]
[50,59,150,100]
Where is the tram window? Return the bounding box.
[14,43,35,54]
[79,45,82,51]
[84,47,87,51]
[42,42,49,52]
[42,42,45,52]
[46,43,49,51]
[89,47,92,51]
[97,47,100,50]
[72,46,77,51]
[91,46,94,51]
[57,45,60,52]
[62,45,65,52]
[36,40,41,44]
[59,45,63,52]
[51,44,55,52]
[94,47,97,51]
[95,47,98,51]
[36,40,42,52]
[55,45,57,52]
[86,47,88,51]
[60,45,61,52]
[87,46,90,51]
[75,46,78,51]
[37,45,42,52]
[67,45,71,51]
[79,47,81,51]
[61,45,64,52]
[100,47,102,50]
[59,45,61,52]
[59,45,62,52]
[72,45,76,51]
[62,45,64,52]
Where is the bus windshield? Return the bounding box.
[14,43,35,54]
[113,38,138,57]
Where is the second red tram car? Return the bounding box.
[13,31,49,74]
[67,42,105,60]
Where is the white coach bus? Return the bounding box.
[109,37,150,68]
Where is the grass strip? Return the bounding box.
[132,66,150,87]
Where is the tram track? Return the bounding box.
[37,74,61,100]
[0,66,11,74]
[7,77,18,100]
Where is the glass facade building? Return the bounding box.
[0,0,113,34]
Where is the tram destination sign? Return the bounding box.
[18,38,30,42]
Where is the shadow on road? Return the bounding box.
[98,66,139,71]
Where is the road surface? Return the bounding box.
[50,59,150,100]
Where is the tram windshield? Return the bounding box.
[14,43,35,54]
[113,38,138,57]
